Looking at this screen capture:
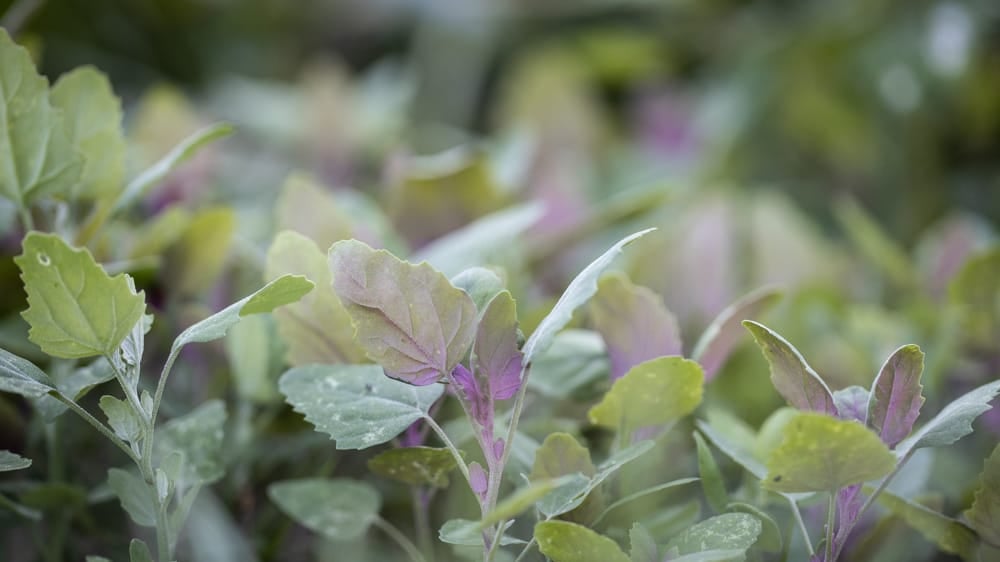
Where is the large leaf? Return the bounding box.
[523,229,656,363]
[0,450,31,471]
[665,513,762,558]
[535,520,630,562]
[224,314,278,403]
[896,380,1000,458]
[367,447,458,487]
[268,478,380,541]
[157,400,227,484]
[878,490,978,558]
[16,233,146,359]
[964,443,1000,546]
[279,364,444,449]
[266,231,363,365]
[742,321,836,414]
[763,412,896,493]
[329,239,477,385]
[867,344,925,448]
[49,66,125,200]
[474,291,523,401]
[691,287,782,381]
[0,28,81,207]
[589,356,703,438]
[0,348,54,398]
[589,273,681,381]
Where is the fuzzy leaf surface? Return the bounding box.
[665,513,761,558]
[896,380,1000,459]
[157,400,227,484]
[0,348,54,398]
[743,321,836,414]
[878,489,977,558]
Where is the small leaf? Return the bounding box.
[763,412,896,493]
[16,232,146,359]
[480,478,567,528]
[32,358,116,421]
[727,502,782,553]
[832,385,870,424]
[129,539,153,562]
[268,478,380,541]
[589,273,681,380]
[896,380,1000,457]
[691,286,782,381]
[523,229,656,362]
[0,450,31,471]
[367,447,458,487]
[877,489,978,558]
[171,274,313,353]
[665,513,761,558]
[588,356,703,438]
[438,519,526,547]
[531,433,597,481]
[475,291,523,401]
[452,267,506,313]
[629,522,659,562]
[157,400,227,484]
[0,348,54,398]
[279,364,444,449]
[266,231,364,365]
[535,520,630,562]
[867,344,924,448]
[329,239,477,385]
[694,432,729,514]
[964,443,1000,546]
[108,468,156,527]
[742,321,836,414]
[98,395,142,443]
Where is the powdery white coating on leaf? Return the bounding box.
[329,239,477,385]
[268,478,380,542]
[743,321,836,415]
[278,364,444,449]
[664,513,762,556]
[867,344,925,448]
[157,400,228,484]
[896,379,1000,458]
[691,286,782,381]
[438,519,526,547]
[0,348,54,398]
[0,450,32,472]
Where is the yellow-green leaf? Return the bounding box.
[965,443,1000,546]
[169,207,235,297]
[367,446,458,487]
[535,520,630,562]
[275,173,352,251]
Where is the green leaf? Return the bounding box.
[98,395,141,443]
[948,249,1000,349]
[438,519,527,547]
[451,267,506,312]
[32,357,116,421]
[834,197,916,290]
[0,450,31,471]
[522,229,655,362]
[16,233,146,358]
[591,478,700,527]
[157,400,227,484]
[367,446,458,487]
[877,489,978,558]
[742,321,836,414]
[589,272,681,380]
[224,314,277,403]
[588,356,703,438]
[530,433,596,482]
[665,513,761,558]
[127,206,192,259]
[275,173,353,251]
[896,380,1000,458]
[268,478,380,541]
[86,556,111,562]
[129,539,154,562]
[266,231,364,365]
[49,66,125,201]
[329,239,477,385]
[169,207,235,297]
[663,550,747,562]
[763,412,896,493]
[694,432,729,514]
[527,329,609,399]
[964,443,1000,546]
[0,348,54,398]
[108,468,156,527]
[535,520,630,562]
[629,522,659,562]
[279,364,444,449]
[480,478,567,528]
[116,122,233,212]
[696,417,766,480]
[171,274,313,354]
[727,502,782,553]
[867,344,925,448]
[0,28,82,207]
[691,286,782,381]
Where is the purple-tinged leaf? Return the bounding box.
[475,291,523,400]
[589,273,681,380]
[469,462,488,501]
[743,321,836,414]
[452,364,488,428]
[833,386,869,423]
[329,239,477,385]
[866,344,925,448]
[833,484,864,554]
[691,286,782,381]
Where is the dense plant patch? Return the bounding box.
[2,16,1000,562]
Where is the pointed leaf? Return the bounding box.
[475,291,523,401]
[16,232,146,358]
[878,489,978,558]
[108,468,156,527]
[665,513,761,557]
[896,380,1000,457]
[763,412,896,493]
[535,520,630,562]
[367,446,458,487]
[964,443,1000,546]
[129,539,153,562]
[157,400,227,484]
[833,385,870,424]
[268,478,380,541]
[0,348,54,398]
[0,450,31,471]
[0,28,82,207]
[329,239,477,385]
[694,432,729,514]
[629,522,659,562]
[692,287,782,381]
[867,344,925,448]
[743,321,836,414]
[523,229,656,362]
[589,356,704,437]
[279,364,444,449]
[696,418,766,480]
[266,231,363,365]
[590,273,681,380]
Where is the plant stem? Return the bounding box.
[411,488,434,561]
[374,516,427,562]
[423,415,471,486]
[19,207,35,232]
[786,495,815,557]
[825,492,836,562]
[513,537,537,562]
[50,391,139,464]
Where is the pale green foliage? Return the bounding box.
[451,267,506,312]
[665,513,762,560]
[0,450,31,471]
[108,468,156,527]
[480,478,567,528]
[964,443,1000,546]
[896,380,1000,457]
[438,519,526,547]
[878,490,978,558]
[274,173,353,251]
[157,400,227,484]
[694,432,729,514]
[691,287,782,380]
[535,520,630,562]
[268,478,380,541]
[367,447,459,487]
[0,348,54,398]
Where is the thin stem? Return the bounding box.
[423,415,471,486]
[373,516,427,562]
[825,492,836,562]
[513,537,537,562]
[786,495,815,557]
[105,354,150,429]
[411,488,434,561]
[155,498,171,562]
[144,347,181,468]
[50,391,139,464]
[19,207,35,232]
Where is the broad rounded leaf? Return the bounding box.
[535,520,630,562]
[0,348,54,398]
[589,356,704,436]
[329,239,477,385]
[279,364,444,449]
[108,468,156,527]
[964,443,1000,546]
[895,380,1000,458]
[0,450,31,472]
[17,233,146,358]
[692,287,782,381]
[727,502,782,553]
[665,513,762,557]
[743,321,836,414]
[367,446,458,487]
[867,344,924,448]
[763,412,896,493]
[269,478,380,541]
